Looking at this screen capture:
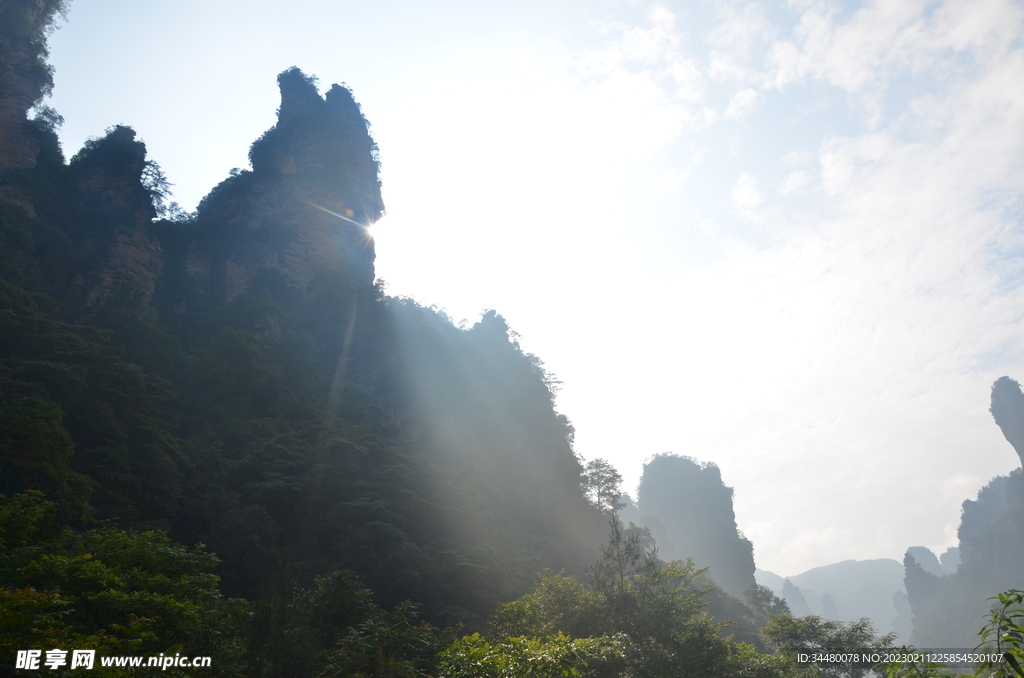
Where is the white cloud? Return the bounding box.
[655,170,691,193]
[781,169,809,193]
[731,172,763,217]
[585,2,707,109]
[708,1,777,84]
[725,87,758,119]
[551,0,1024,574]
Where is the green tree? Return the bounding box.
[974,589,1024,678]
[439,632,626,678]
[0,491,244,675]
[0,395,93,522]
[318,601,443,678]
[0,291,184,524]
[762,614,896,678]
[482,517,789,678]
[745,584,792,621]
[581,459,625,515]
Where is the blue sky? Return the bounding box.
[44,0,1024,575]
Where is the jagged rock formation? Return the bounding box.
[0,2,613,631]
[990,376,1024,468]
[905,545,958,578]
[0,0,61,174]
[892,591,912,641]
[905,471,1024,645]
[903,550,949,630]
[0,30,605,625]
[61,126,164,314]
[162,68,382,311]
[904,376,1024,645]
[782,578,812,616]
[0,59,383,317]
[636,454,756,596]
[821,592,838,618]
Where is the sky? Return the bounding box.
[44,0,1024,577]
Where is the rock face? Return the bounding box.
[62,126,163,315]
[159,68,382,312]
[0,64,383,316]
[904,376,1024,646]
[990,376,1024,469]
[903,550,949,630]
[636,454,756,596]
[905,470,1024,646]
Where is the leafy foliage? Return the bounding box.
[319,601,446,678]
[877,590,1024,678]
[744,584,792,621]
[762,614,896,678]
[0,283,184,524]
[439,632,626,678]
[485,518,790,678]
[978,590,1024,678]
[581,459,625,515]
[0,491,244,675]
[0,394,93,522]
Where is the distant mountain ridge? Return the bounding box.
[757,558,908,641]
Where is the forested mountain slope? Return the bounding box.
[0,0,606,628]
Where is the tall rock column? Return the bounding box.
[990,376,1024,469]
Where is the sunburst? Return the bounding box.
[308,202,374,240]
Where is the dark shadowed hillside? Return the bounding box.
[0,0,607,630]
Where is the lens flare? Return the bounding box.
[307,201,373,240]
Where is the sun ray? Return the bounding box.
[308,201,372,232]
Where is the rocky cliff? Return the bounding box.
[636,453,757,596]
[904,377,1024,645]
[62,125,163,315]
[990,376,1024,469]
[0,56,383,318]
[159,67,381,314]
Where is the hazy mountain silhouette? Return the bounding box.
[636,453,756,596]
[903,377,1024,646]
[990,376,1024,469]
[757,558,907,640]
